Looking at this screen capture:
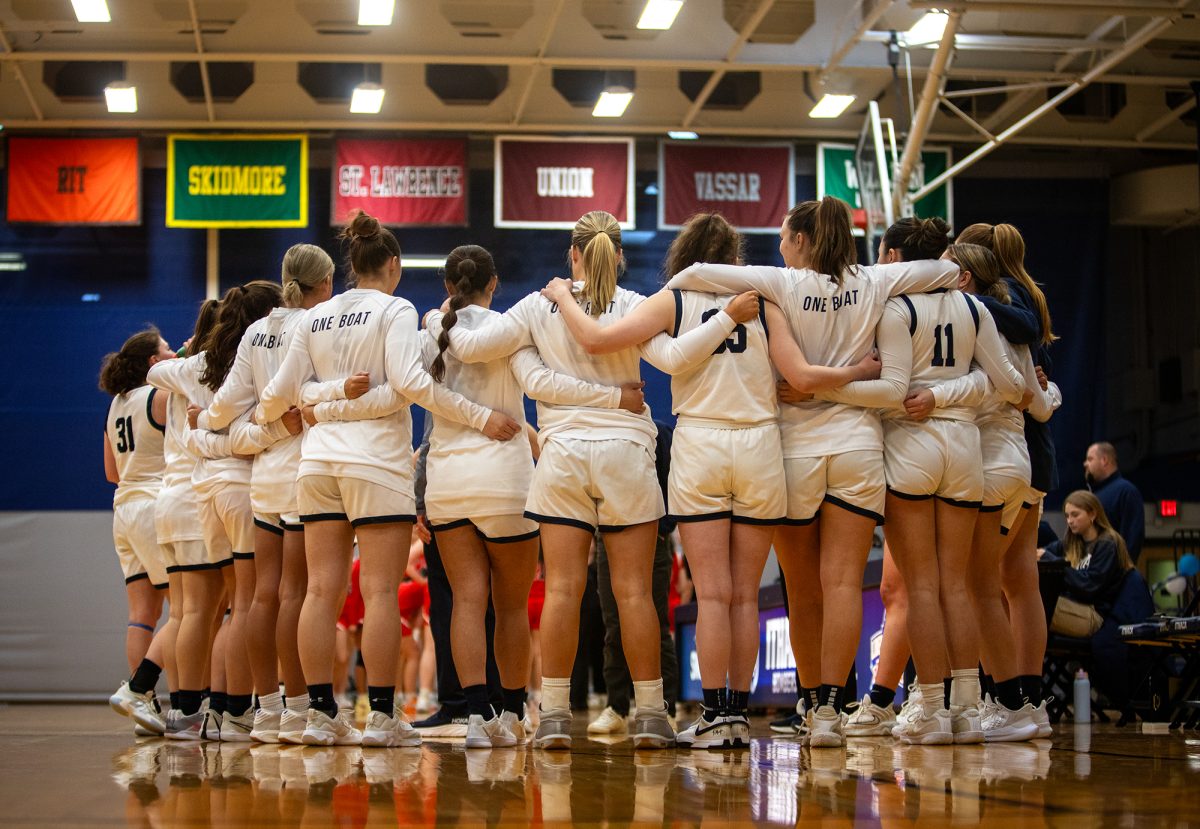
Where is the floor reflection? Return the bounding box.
[106,733,1090,827]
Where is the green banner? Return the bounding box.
[817,143,952,228]
[167,135,308,228]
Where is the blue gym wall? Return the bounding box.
[0,158,1107,512]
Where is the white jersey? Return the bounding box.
[156,391,205,543]
[667,259,959,457]
[256,288,494,492]
[669,289,777,427]
[929,335,1062,431]
[198,307,306,514]
[147,353,250,495]
[106,385,165,506]
[426,284,739,452]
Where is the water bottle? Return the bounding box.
[1074,668,1091,723]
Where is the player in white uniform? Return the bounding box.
[101,328,174,735]
[665,197,960,747]
[957,222,1058,736]
[148,283,285,741]
[836,217,951,740]
[255,211,521,748]
[192,245,335,743]
[425,211,756,750]
[908,243,1061,741]
[819,242,1026,744]
[413,244,650,748]
[542,212,876,749]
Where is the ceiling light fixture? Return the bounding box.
[668,130,699,140]
[593,86,633,118]
[72,0,111,23]
[404,257,448,269]
[358,0,395,26]
[809,93,855,119]
[906,11,949,46]
[637,0,684,30]
[104,83,137,113]
[350,83,385,114]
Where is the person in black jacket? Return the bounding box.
[1039,490,1134,637]
[1083,442,1145,564]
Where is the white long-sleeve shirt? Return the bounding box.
[256,288,496,491]
[147,354,251,495]
[930,338,1062,429]
[426,285,738,452]
[665,259,959,457]
[818,290,1025,422]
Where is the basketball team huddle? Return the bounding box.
[101,195,1060,752]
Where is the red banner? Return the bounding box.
[658,142,794,233]
[332,138,467,227]
[6,137,140,224]
[495,137,634,229]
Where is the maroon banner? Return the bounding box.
[495,136,634,229]
[658,142,794,233]
[332,138,467,227]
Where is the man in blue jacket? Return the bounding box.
[1084,442,1145,564]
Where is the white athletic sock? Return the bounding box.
[541,677,571,711]
[918,682,945,714]
[633,678,665,714]
[950,669,981,708]
[286,694,309,713]
[258,690,284,712]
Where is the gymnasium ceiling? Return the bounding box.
[0,0,1198,154]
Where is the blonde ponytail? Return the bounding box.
[572,211,622,317]
[281,243,334,308]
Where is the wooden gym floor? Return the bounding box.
[1,704,1197,827]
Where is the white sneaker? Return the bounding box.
[982,702,1040,742]
[894,706,953,745]
[587,706,629,734]
[250,708,282,744]
[201,709,223,741]
[133,722,160,737]
[220,708,255,743]
[495,710,525,747]
[892,684,924,735]
[725,711,750,747]
[533,707,573,750]
[301,708,362,746]
[676,710,732,749]
[109,681,150,718]
[130,696,165,735]
[844,694,897,737]
[362,711,421,747]
[277,709,307,744]
[1030,700,1053,739]
[950,705,984,744]
[466,713,513,749]
[631,705,676,749]
[808,705,845,748]
[164,708,205,741]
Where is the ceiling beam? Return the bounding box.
[510,0,566,126]
[0,20,42,120]
[1136,96,1197,142]
[909,0,1180,14]
[0,117,1187,151]
[680,0,776,129]
[822,0,895,82]
[187,0,215,122]
[912,15,1178,201]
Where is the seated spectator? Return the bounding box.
[1040,490,1134,637]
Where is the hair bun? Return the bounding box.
[349,210,381,240]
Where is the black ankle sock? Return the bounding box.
[501,687,526,718]
[1020,675,1044,704]
[982,673,997,699]
[308,683,337,717]
[210,691,227,716]
[801,685,820,712]
[702,687,724,718]
[177,690,204,716]
[996,677,1025,711]
[869,683,896,709]
[464,684,493,719]
[368,685,394,716]
[129,659,162,695]
[728,689,749,715]
[169,691,180,710]
[226,694,252,716]
[942,678,952,709]
[818,684,843,711]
